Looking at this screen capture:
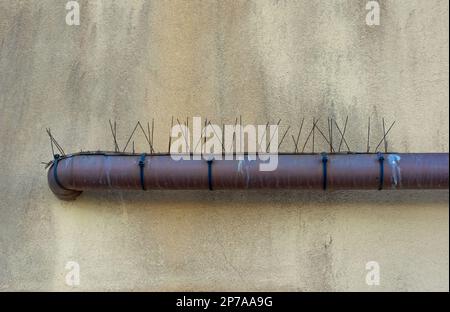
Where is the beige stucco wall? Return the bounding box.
[0,0,448,291]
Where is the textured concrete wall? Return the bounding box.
[0,0,448,291]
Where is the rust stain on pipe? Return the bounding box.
[47,153,449,200]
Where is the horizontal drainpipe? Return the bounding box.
[47,153,449,200]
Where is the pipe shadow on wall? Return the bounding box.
[72,189,449,209]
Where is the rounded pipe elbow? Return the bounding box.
[47,163,82,201]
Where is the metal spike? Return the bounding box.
[168,116,173,153]
[334,117,350,152]
[47,128,55,156]
[312,117,315,153]
[114,121,117,149]
[301,118,320,153]
[222,123,225,155]
[109,119,119,152]
[292,134,298,153]
[330,118,333,153]
[204,117,208,148]
[366,117,371,153]
[313,121,335,152]
[239,115,242,154]
[208,120,225,152]
[152,119,155,153]
[327,118,333,153]
[278,125,291,150]
[267,119,282,152]
[293,117,305,153]
[46,128,65,156]
[374,120,396,152]
[176,118,188,149]
[258,122,269,151]
[230,117,238,153]
[336,116,348,152]
[122,122,140,152]
[147,121,153,154]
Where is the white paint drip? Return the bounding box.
[387,154,401,187]
[237,159,252,187]
[237,159,244,173]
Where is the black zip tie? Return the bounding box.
[377,152,384,190]
[321,152,328,190]
[53,154,70,191]
[207,159,213,191]
[139,153,146,190]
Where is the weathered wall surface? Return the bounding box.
[0,0,448,291]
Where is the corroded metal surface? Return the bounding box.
[47,153,449,200]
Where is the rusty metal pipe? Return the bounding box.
[47,153,449,200]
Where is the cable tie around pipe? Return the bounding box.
[139,153,146,190]
[321,152,328,190]
[207,159,213,191]
[53,154,71,191]
[377,152,384,190]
